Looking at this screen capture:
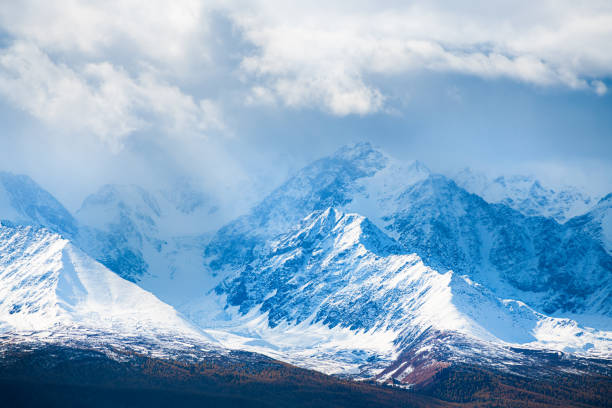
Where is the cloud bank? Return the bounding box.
[0,42,224,151]
[229,1,612,114]
[0,0,610,142]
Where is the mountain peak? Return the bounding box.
[333,141,377,158]
[407,159,430,174]
[0,223,202,338]
[331,142,388,172]
[0,171,77,237]
[288,207,401,257]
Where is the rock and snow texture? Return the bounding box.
[0,223,204,341]
[210,208,611,361]
[0,172,223,307]
[204,143,422,273]
[452,168,597,223]
[195,143,612,376]
[380,175,612,316]
[567,193,612,256]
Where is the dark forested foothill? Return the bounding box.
[0,344,610,408]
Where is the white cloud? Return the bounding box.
[227,0,612,114]
[0,0,610,124]
[245,86,278,107]
[0,42,224,152]
[0,0,210,71]
[593,80,608,96]
[0,1,228,151]
[267,73,384,116]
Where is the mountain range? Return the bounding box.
[0,143,611,406]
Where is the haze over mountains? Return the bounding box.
[452,168,598,223]
[0,143,611,403]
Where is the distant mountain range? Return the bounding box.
[452,168,597,223]
[0,143,611,406]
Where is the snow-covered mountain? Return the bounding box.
[194,143,612,382]
[205,143,612,319]
[193,206,611,382]
[0,172,222,305]
[0,222,215,351]
[205,143,428,273]
[452,168,596,223]
[381,175,611,316]
[214,207,609,348]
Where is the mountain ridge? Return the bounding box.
[452,167,598,223]
[204,143,612,318]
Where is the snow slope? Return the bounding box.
[190,143,612,379]
[0,172,224,308]
[0,222,206,342]
[215,208,610,350]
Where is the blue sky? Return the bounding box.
[0,1,611,209]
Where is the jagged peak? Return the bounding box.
[328,142,388,172]
[452,168,596,222]
[292,207,360,240]
[332,141,377,159]
[410,174,461,194]
[331,142,430,176]
[302,207,344,225]
[279,207,402,257]
[0,170,77,237]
